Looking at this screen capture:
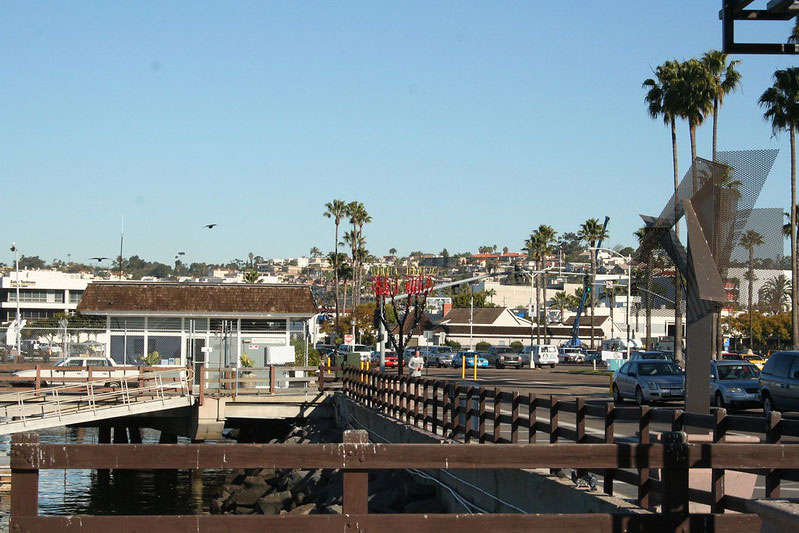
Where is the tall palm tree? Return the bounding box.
[323,200,348,332]
[523,233,544,344]
[702,50,741,359]
[346,202,371,308]
[740,230,764,348]
[309,247,322,258]
[760,67,799,350]
[701,50,742,161]
[674,58,714,190]
[389,248,397,257]
[534,225,557,343]
[644,60,685,362]
[578,219,609,349]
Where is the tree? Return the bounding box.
[558,232,584,261]
[701,50,741,161]
[452,288,495,308]
[635,226,665,349]
[389,248,397,257]
[578,219,609,349]
[346,201,371,310]
[740,230,765,348]
[526,225,556,343]
[476,341,491,352]
[760,67,799,350]
[510,340,523,352]
[309,247,322,258]
[643,59,685,362]
[323,199,348,332]
[242,269,261,283]
[18,255,46,270]
[760,274,790,315]
[550,291,571,323]
[441,248,450,268]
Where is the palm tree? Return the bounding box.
[644,59,685,362]
[535,225,557,342]
[600,284,626,339]
[674,58,714,189]
[242,269,260,283]
[323,200,348,332]
[759,274,790,315]
[701,50,741,161]
[389,248,397,257]
[346,202,371,308]
[309,247,322,258]
[740,230,764,348]
[578,219,609,349]
[760,67,799,350]
[524,228,555,343]
[551,291,571,323]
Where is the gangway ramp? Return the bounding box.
[0,369,194,435]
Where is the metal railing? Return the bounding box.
[0,368,192,433]
[9,429,786,531]
[340,367,799,514]
[203,365,319,396]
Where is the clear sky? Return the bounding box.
[2,1,797,266]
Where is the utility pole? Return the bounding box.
[469,288,474,351]
[11,243,20,359]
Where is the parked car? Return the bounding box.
[585,351,602,363]
[710,360,760,409]
[520,345,558,368]
[759,351,799,416]
[337,344,373,362]
[485,346,523,369]
[612,359,685,405]
[429,347,456,368]
[628,351,672,362]
[370,351,398,368]
[12,356,135,387]
[558,347,585,364]
[452,351,489,369]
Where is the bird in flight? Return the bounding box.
[203,224,218,229]
[90,257,110,262]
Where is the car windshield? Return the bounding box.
[717,364,759,380]
[638,362,682,376]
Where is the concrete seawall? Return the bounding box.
[334,393,649,515]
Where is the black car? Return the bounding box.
[759,351,799,416]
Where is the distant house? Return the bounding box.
[78,282,317,367]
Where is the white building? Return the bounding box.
[1,270,97,323]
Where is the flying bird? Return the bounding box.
[90,257,110,262]
[203,224,218,229]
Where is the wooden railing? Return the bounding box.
[0,364,180,392]
[340,367,799,514]
[9,429,786,531]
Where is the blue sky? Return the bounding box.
[1,1,797,265]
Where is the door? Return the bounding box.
[619,362,637,397]
[785,356,799,411]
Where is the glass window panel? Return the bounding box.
[110,317,145,331]
[241,319,285,333]
[147,317,182,331]
[110,335,145,365]
[147,336,181,365]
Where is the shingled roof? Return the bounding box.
[439,307,505,324]
[77,282,317,316]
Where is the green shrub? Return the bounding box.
[476,341,491,352]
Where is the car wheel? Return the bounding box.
[763,393,779,417]
[550,364,555,369]
[106,381,121,389]
[612,385,623,404]
[714,392,725,409]
[635,387,645,406]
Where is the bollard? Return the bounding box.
[461,354,466,379]
[473,353,477,381]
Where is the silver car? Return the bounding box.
[710,360,760,409]
[612,359,685,405]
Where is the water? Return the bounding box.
[0,427,231,530]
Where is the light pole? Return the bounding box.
[469,287,474,351]
[590,247,632,360]
[10,243,20,358]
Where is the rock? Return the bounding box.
[243,475,267,488]
[403,497,441,514]
[322,504,342,514]
[259,468,277,480]
[257,501,282,515]
[210,498,225,514]
[233,505,255,514]
[287,470,321,491]
[294,492,305,506]
[368,489,403,513]
[288,503,316,515]
[260,490,292,505]
[231,485,269,507]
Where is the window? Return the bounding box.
[766,354,792,378]
[241,319,285,333]
[147,317,181,331]
[69,291,84,304]
[789,358,799,381]
[7,290,63,303]
[147,336,181,364]
[110,335,144,365]
[110,317,145,331]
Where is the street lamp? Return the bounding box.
[589,247,632,360]
[10,243,20,358]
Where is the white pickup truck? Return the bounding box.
[13,356,138,387]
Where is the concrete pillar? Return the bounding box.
[128,426,142,444]
[159,431,178,444]
[98,426,111,444]
[112,426,129,444]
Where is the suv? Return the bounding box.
[429,347,456,368]
[485,346,523,369]
[759,351,799,416]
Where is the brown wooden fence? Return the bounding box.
[9,430,784,532]
[339,367,799,514]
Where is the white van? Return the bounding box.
[521,345,559,368]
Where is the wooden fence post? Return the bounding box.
[575,397,585,443]
[638,405,650,508]
[765,411,782,498]
[432,381,440,435]
[493,387,501,443]
[464,387,473,443]
[34,365,40,391]
[342,430,369,515]
[479,387,487,443]
[318,364,326,392]
[711,408,727,513]
[269,365,276,395]
[661,431,689,515]
[511,392,520,444]
[604,402,614,495]
[198,364,205,407]
[453,385,462,439]
[549,395,559,475]
[10,432,39,524]
[528,393,537,444]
